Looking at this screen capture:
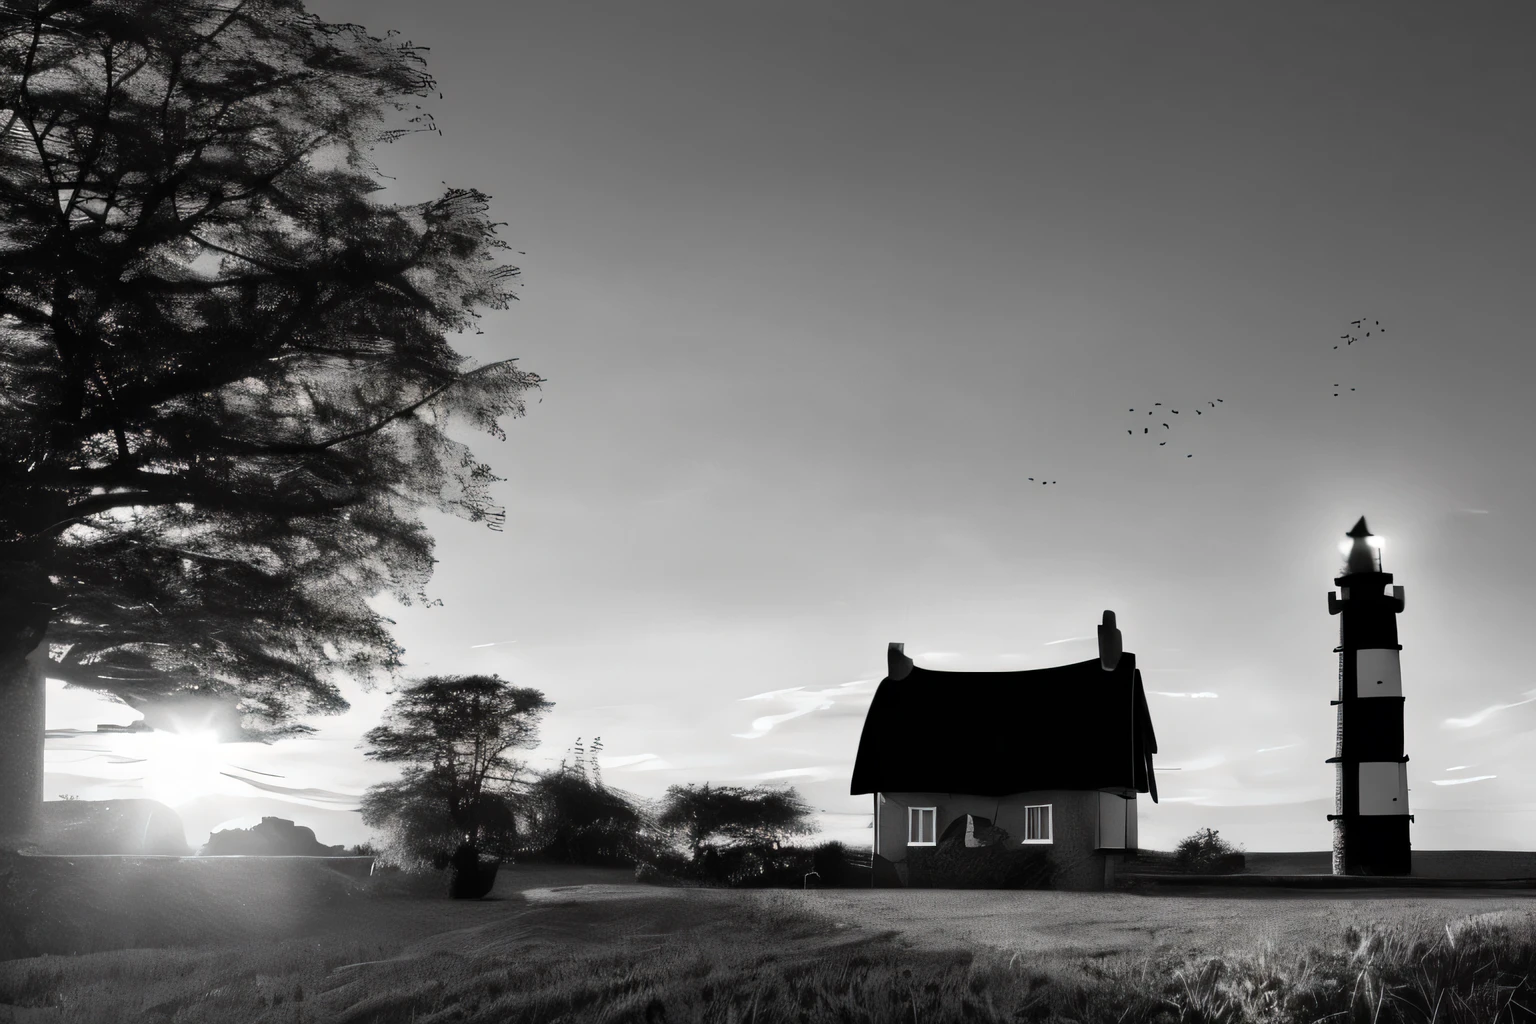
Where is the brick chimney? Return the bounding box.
[1098,610,1123,671]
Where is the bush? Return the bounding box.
[1174,827,1246,873]
[905,825,1056,889]
[633,847,693,886]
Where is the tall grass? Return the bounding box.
[4,881,1536,1023]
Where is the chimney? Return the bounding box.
[887,642,913,681]
[1098,610,1123,671]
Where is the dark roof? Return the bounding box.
[850,654,1158,802]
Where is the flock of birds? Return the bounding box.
[1025,318,1385,484]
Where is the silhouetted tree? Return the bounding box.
[515,736,667,865]
[359,675,550,874]
[0,0,541,846]
[656,783,818,864]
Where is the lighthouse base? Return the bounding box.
[1333,815,1411,876]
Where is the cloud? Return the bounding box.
[733,707,830,739]
[733,680,873,739]
[1042,636,1094,646]
[737,766,840,782]
[603,753,664,769]
[1431,775,1497,786]
[1459,509,1490,515]
[915,651,962,661]
[1444,766,1471,772]
[624,757,682,772]
[1255,744,1297,753]
[216,772,363,806]
[1151,691,1219,699]
[1443,690,1536,728]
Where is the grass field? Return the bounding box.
[5,855,1536,1022]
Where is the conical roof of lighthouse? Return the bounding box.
[1343,515,1380,575]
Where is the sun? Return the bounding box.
[139,728,226,807]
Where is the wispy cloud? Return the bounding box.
[603,753,664,769]
[1459,509,1490,515]
[1042,636,1094,646]
[1443,690,1536,728]
[621,756,683,772]
[469,640,518,648]
[216,772,362,806]
[1255,744,1297,753]
[1444,766,1471,772]
[738,766,840,782]
[916,651,962,661]
[733,680,873,739]
[1152,691,1219,699]
[1431,775,1498,786]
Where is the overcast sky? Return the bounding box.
[44,1,1536,855]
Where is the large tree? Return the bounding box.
[358,675,552,870]
[0,0,541,846]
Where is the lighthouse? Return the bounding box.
[1326,516,1413,875]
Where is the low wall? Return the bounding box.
[1124,849,1536,884]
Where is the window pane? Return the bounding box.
[909,810,917,843]
[922,809,933,843]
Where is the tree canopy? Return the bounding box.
[656,782,819,859]
[515,737,672,866]
[0,0,540,748]
[358,674,552,865]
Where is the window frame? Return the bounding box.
[1022,803,1054,844]
[907,805,937,846]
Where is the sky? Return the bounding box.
[42,1,1536,856]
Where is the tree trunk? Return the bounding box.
[0,640,48,851]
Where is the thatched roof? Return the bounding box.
[850,651,1158,801]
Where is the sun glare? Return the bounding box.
[140,728,226,807]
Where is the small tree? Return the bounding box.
[358,675,551,875]
[656,783,818,867]
[1174,827,1246,873]
[515,736,668,866]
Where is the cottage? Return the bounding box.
[850,611,1158,891]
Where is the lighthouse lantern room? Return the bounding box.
[1325,516,1412,876]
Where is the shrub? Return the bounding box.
[1174,827,1246,873]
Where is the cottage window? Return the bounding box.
[907,806,936,846]
[1022,804,1052,844]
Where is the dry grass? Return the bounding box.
[5,858,1536,1022]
